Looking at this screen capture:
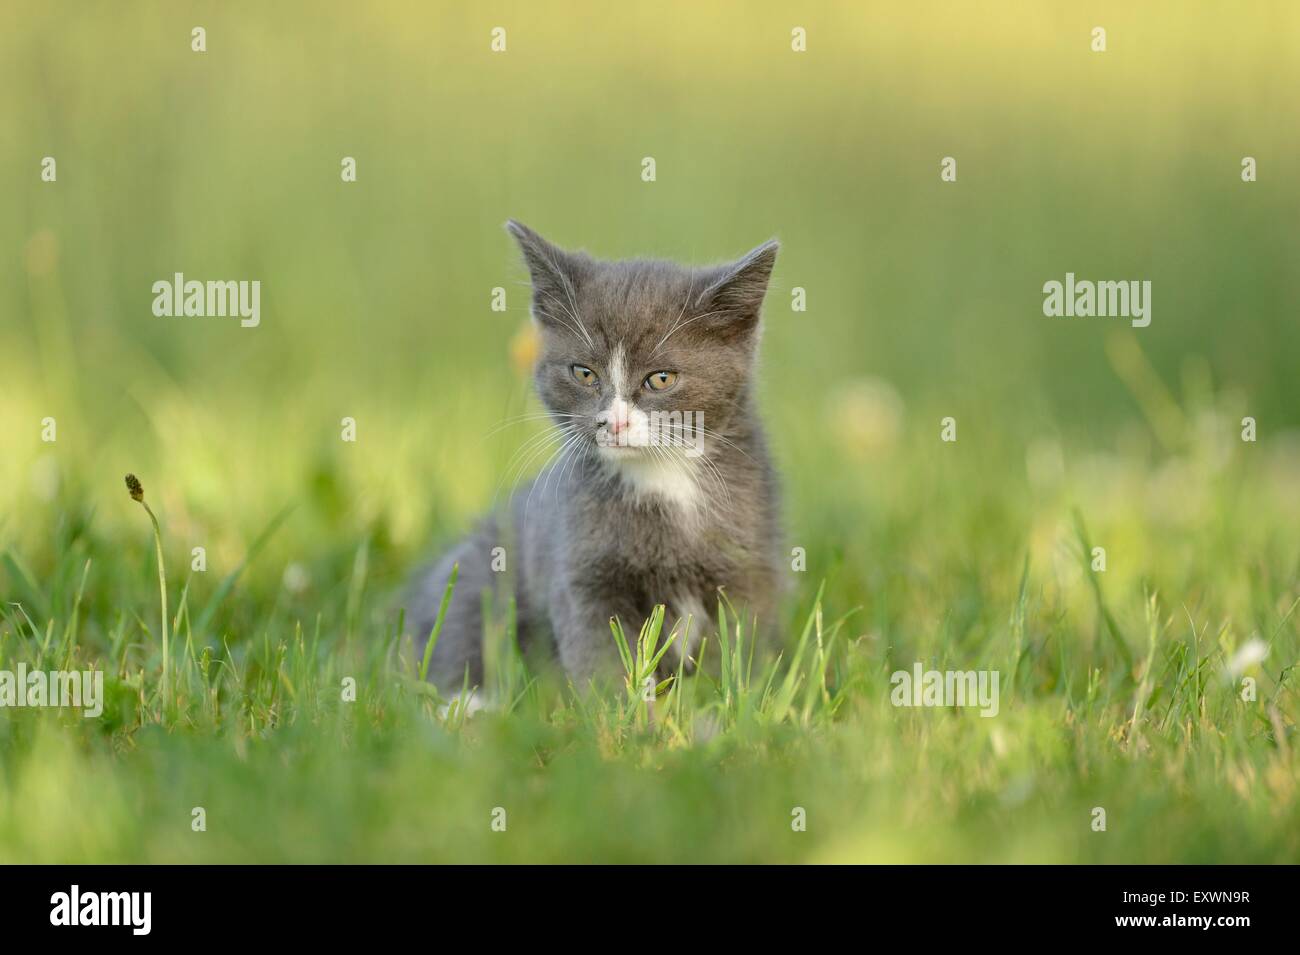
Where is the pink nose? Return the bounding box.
[605,401,630,435]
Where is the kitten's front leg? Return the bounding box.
[663,593,711,673]
[548,582,645,689]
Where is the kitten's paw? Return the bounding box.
[437,688,490,720]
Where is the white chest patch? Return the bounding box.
[610,454,703,511]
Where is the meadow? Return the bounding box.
[1,1,1297,863]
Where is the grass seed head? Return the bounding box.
[125,473,144,502]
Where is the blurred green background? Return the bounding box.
[5,0,1299,559]
[1,1,1298,862]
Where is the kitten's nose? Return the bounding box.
[603,399,631,435]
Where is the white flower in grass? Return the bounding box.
[1226,637,1268,680]
[282,562,311,595]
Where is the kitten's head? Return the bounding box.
[507,220,777,463]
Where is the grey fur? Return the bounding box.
[406,221,783,689]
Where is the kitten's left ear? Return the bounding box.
[695,239,779,337]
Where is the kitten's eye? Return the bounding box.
[644,370,678,392]
[571,364,598,386]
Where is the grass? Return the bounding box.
[0,393,1296,863]
[1,0,1298,863]
[124,474,170,702]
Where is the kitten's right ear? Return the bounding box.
[505,220,581,313]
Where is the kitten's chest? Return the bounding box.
[564,450,773,591]
[575,483,746,584]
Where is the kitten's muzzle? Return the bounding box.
[596,398,632,437]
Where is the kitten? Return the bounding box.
[407,221,783,688]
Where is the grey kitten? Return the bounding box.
[407,221,783,689]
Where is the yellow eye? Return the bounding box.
[571,364,598,385]
[644,370,678,392]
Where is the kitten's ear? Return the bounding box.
[694,239,779,338]
[505,220,582,320]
